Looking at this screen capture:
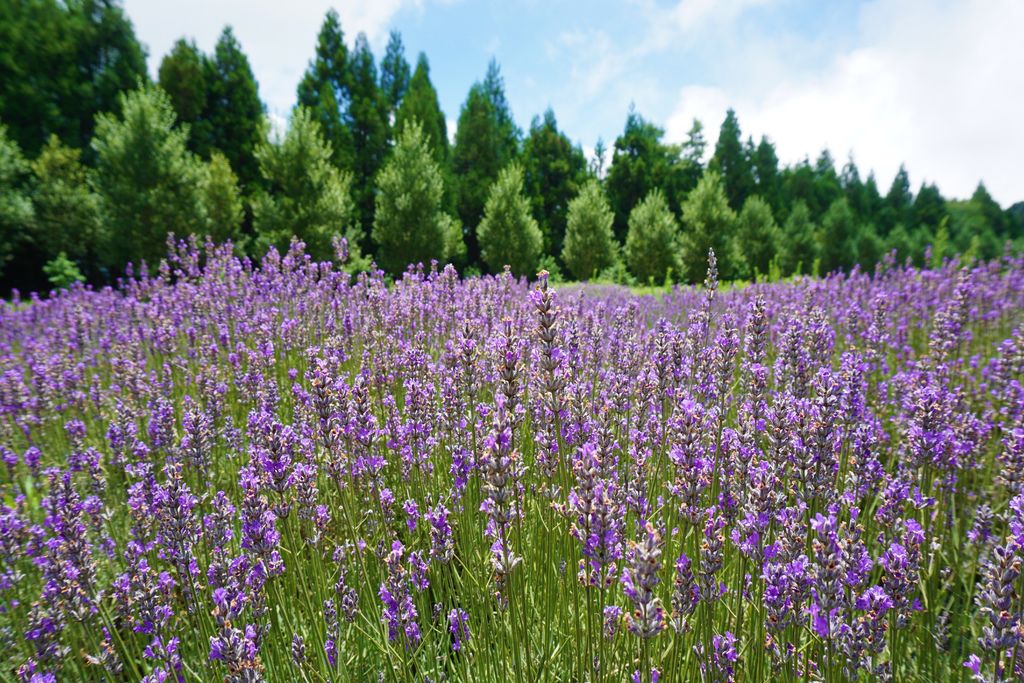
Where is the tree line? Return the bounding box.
[2,1,1022,292]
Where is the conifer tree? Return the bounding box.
[476,163,542,275]
[710,109,755,211]
[778,201,818,276]
[680,170,740,282]
[296,10,352,168]
[203,27,265,188]
[373,121,462,273]
[380,31,411,121]
[395,54,448,164]
[92,85,208,270]
[347,33,390,239]
[252,107,361,263]
[624,189,680,284]
[736,195,779,279]
[562,180,617,280]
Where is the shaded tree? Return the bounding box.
[605,107,693,242]
[451,61,519,264]
[202,27,264,188]
[395,54,448,164]
[0,0,147,154]
[347,33,391,240]
[380,31,411,122]
[0,125,34,278]
[521,108,588,262]
[880,164,913,234]
[752,136,782,214]
[158,38,208,150]
[296,10,352,168]
[710,108,755,210]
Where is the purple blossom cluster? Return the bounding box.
[0,237,1023,681]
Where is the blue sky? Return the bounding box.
[125,0,1023,205]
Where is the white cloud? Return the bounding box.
[663,0,1024,204]
[126,0,416,121]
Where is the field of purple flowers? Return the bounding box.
[2,239,1024,682]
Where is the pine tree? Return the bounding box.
[679,171,740,282]
[521,109,588,262]
[395,54,448,164]
[296,10,353,168]
[158,38,208,150]
[710,109,755,211]
[752,136,782,213]
[912,183,947,230]
[452,60,520,265]
[605,107,690,242]
[91,85,208,270]
[778,201,818,276]
[29,136,103,275]
[818,196,857,274]
[476,163,542,276]
[562,180,617,280]
[252,107,361,263]
[0,125,34,278]
[881,164,913,234]
[203,27,265,188]
[201,152,243,243]
[373,121,462,274]
[736,195,779,279]
[380,31,411,122]
[624,189,680,284]
[347,33,390,241]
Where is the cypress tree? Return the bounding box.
[296,10,352,168]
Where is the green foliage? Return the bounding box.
[158,39,208,139]
[380,31,411,120]
[200,27,264,188]
[201,152,244,243]
[709,109,755,211]
[372,122,461,273]
[851,223,882,271]
[605,108,695,242]
[476,164,542,276]
[0,125,34,277]
[395,54,448,164]
[680,171,740,283]
[536,254,564,283]
[42,251,83,289]
[92,85,208,270]
[736,195,779,279]
[562,180,618,280]
[778,201,818,276]
[0,0,147,155]
[818,196,858,274]
[624,189,679,284]
[296,10,353,168]
[881,164,913,234]
[252,107,360,263]
[29,136,103,272]
[752,136,782,214]
[452,61,520,264]
[521,109,589,260]
[347,33,390,240]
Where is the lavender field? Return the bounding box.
[2,239,1023,682]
